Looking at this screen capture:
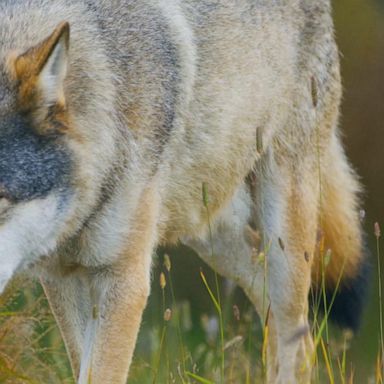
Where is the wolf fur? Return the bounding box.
[0,0,369,383]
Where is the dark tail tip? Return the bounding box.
[326,252,371,332]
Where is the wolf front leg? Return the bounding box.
[79,264,150,384]
[41,274,90,378]
[42,187,158,383]
[42,256,151,384]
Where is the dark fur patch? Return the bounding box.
[153,22,179,147]
[85,0,180,153]
[0,113,71,202]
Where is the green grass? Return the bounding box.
[0,234,382,384]
[0,198,382,383]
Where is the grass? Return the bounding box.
[0,226,382,383]
[0,190,382,383]
[0,278,72,384]
[375,222,383,384]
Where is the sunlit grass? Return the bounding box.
[0,219,382,384]
[0,278,72,384]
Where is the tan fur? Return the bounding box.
[14,22,68,107]
[15,22,69,78]
[315,136,364,285]
[0,1,367,383]
[6,24,70,136]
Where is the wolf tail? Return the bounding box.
[312,136,370,332]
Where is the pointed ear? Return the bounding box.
[14,22,70,108]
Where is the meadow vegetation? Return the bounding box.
[0,216,382,384]
[0,1,383,383]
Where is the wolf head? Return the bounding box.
[0,23,75,292]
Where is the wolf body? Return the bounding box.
[0,1,368,383]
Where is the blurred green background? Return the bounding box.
[332,0,384,380]
[0,1,383,383]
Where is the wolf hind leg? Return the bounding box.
[254,161,319,384]
[266,224,316,384]
[182,183,281,382]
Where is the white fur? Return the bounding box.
[39,35,68,106]
[0,194,68,293]
[78,294,101,384]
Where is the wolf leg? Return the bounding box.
[43,186,158,384]
[259,166,318,384]
[182,183,279,382]
[41,274,90,379]
[78,267,150,384]
[42,254,151,384]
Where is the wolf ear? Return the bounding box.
[14,22,70,108]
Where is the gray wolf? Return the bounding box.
[0,0,369,383]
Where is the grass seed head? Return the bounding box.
[311,76,318,108]
[160,272,166,290]
[258,251,265,265]
[164,308,172,322]
[324,249,332,267]
[359,209,366,223]
[164,254,172,272]
[202,182,209,207]
[233,305,240,321]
